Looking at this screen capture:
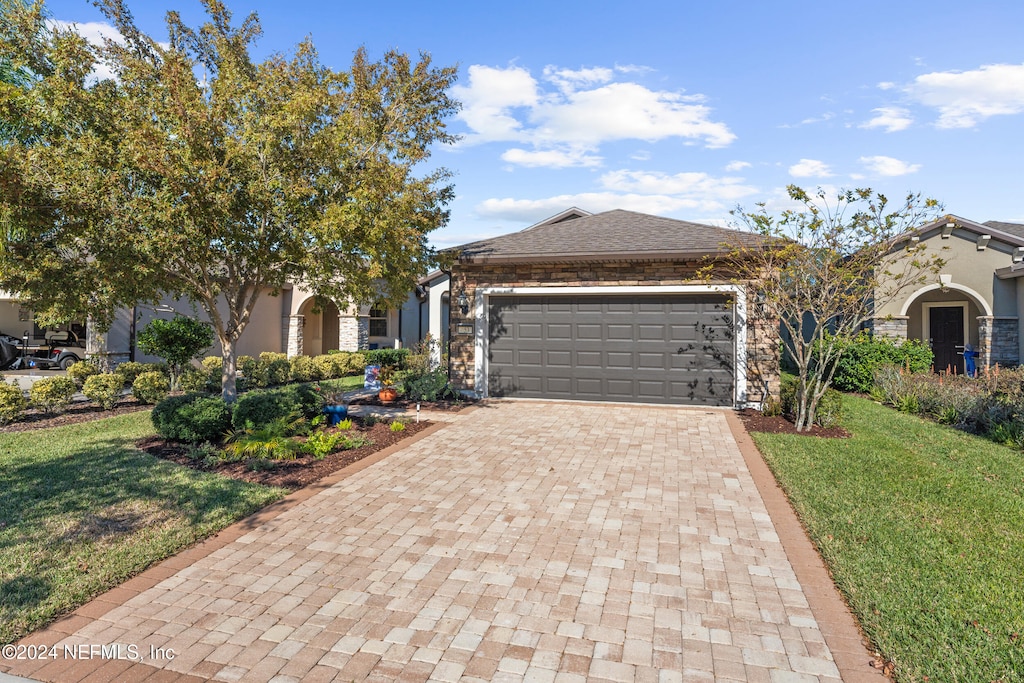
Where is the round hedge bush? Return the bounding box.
[82,373,125,410]
[132,371,170,405]
[152,393,231,443]
[0,382,27,425]
[232,391,288,430]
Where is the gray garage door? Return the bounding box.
[487,294,736,405]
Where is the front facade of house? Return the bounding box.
[446,209,777,407]
[871,216,1024,373]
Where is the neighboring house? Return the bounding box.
[84,279,432,367]
[871,215,1024,373]
[444,208,774,407]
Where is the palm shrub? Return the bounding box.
[132,371,170,404]
[82,373,125,410]
[0,381,27,425]
[29,376,77,413]
[223,414,306,460]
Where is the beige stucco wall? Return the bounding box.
[876,226,1016,318]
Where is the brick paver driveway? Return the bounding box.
[7,402,866,682]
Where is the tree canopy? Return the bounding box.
[0,0,459,401]
[705,185,944,430]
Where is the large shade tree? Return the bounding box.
[705,186,944,431]
[0,0,458,401]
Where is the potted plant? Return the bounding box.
[378,365,398,404]
[313,382,348,426]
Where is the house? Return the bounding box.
[870,215,1024,373]
[444,208,775,407]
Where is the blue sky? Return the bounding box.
[44,0,1024,249]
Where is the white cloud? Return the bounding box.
[860,107,913,132]
[476,192,712,223]
[877,81,896,91]
[501,147,602,168]
[725,160,751,172]
[48,19,125,82]
[599,170,757,202]
[476,169,759,223]
[858,155,921,176]
[542,65,614,93]
[453,63,736,168]
[789,159,833,178]
[907,63,1024,128]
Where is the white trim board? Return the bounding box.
[472,284,748,406]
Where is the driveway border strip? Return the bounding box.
[2,420,451,683]
[724,410,883,683]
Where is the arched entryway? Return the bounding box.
[298,297,341,356]
[899,283,992,373]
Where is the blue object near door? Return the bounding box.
[963,344,978,378]
[322,404,348,426]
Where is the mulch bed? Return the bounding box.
[737,408,851,438]
[347,395,478,413]
[0,399,152,433]
[137,418,434,491]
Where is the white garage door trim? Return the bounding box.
[473,284,748,405]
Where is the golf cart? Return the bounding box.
[0,329,83,370]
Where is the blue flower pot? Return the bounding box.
[322,404,348,426]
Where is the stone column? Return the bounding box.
[338,316,360,352]
[978,316,1019,368]
[284,315,304,358]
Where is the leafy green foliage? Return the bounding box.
[401,368,457,402]
[137,316,215,390]
[232,391,290,430]
[0,0,458,403]
[151,393,231,443]
[0,381,27,425]
[28,376,76,413]
[301,431,342,459]
[288,354,321,382]
[81,373,124,410]
[240,353,290,389]
[825,333,933,393]
[131,371,170,405]
[390,420,406,432]
[177,366,211,393]
[780,374,844,428]
[364,348,410,369]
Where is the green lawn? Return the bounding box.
[0,411,285,645]
[751,395,1024,682]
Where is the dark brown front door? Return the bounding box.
[930,306,964,373]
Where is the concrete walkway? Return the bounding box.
[3,402,878,682]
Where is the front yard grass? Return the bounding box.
[751,394,1024,682]
[0,411,285,645]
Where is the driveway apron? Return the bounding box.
[7,402,862,682]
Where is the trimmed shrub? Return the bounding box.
[259,352,291,386]
[313,354,343,380]
[364,348,409,369]
[132,371,170,404]
[29,376,77,413]
[232,391,289,430]
[827,334,933,393]
[201,356,223,374]
[152,393,231,443]
[278,382,320,419]
[289,354,321,382]
[82,373,125,410]
[0,382,27,425]
[342,352,366,375]
[177,367,210,393]
[66,361,99,388]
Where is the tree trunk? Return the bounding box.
[220,341,238,404]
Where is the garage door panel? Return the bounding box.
[487,294,735,405]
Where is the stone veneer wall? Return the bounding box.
[284,315,304,357]
[448,260,778,404]
[977,316,1020,368]
[869,316,909,341]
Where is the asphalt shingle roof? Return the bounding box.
[455,209,765,263]
[983,220,1024,241]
